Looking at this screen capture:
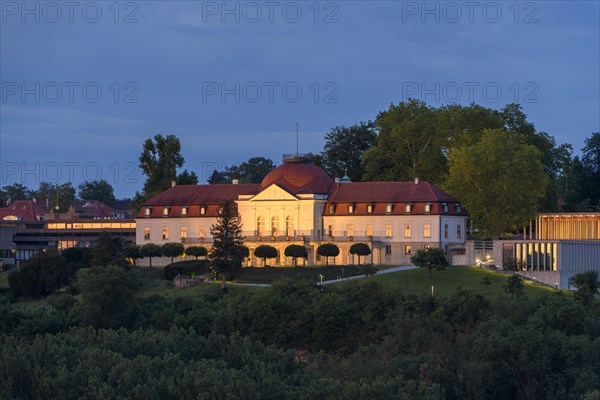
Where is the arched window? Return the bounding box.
[272,216,280,236]
[257,216,265,237]
[367,204,373,214]
[286,216,294,237]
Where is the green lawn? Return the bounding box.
[0,271,10,289]
[358,265,560,299]
[235,265,379,284]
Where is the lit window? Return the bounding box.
[404,224,411,238]
[386,245,392,255]
[348,205,354,214]
[347,224,354,238]
[162,227,169,240]
[425,203,431,214]
[257,216,265,237]
[181,206,188,217]
[442,203,448,213]
[180,226,187,242]
[386,204,393,214]
[328,225,334,238]
[286,216,294,237]
[200,206,206,215]
[272,216,280,236]
[455,203,461,213]
[329,204,335,214]
[424,223,431,238]
[199,227,205,239]
[385,224,392,238]
[457,224,462,239]
[405,203,412,213]
[144,227,150,240]
[367,205,373,214]
[444,224,449,239]
[404,245,411,255]
[366,224,373,237]
[145,207,152,217]
[163,207,169,217]
[218,207,223,215]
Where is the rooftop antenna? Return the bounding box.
[296,122,299,156]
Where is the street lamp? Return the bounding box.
[476,258,481,268]
[319,274,324,286]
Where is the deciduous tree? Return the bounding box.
[321,122,376,181]
[140,243,161,267]
[185,246,208,260]
[445,129,547,238]
[254,245,278,267]
[410,247,449,280]
[77,179,116,205]
[316,243,339,266]
[161,242,184,264]
[284,244,308,267]
[349,243,371,265]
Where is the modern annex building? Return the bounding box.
[136,155,467,266]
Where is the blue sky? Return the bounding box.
[1,1,599,198]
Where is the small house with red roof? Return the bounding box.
[136,155,467,266]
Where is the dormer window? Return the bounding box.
[386,204,393,214]
[425,203,431,214]
[162,206,170,217]
[442,203,448,213]
[329,204,336,214]
[367,204,373,214]
[200,206,206,215]
[181,206,188,217]
[405,203,412,214]
[348,205,354,214]
[144,207,152,217]
[455,203,461,213]
[218,207,223,215]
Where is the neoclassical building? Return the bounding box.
[136,155,467,266]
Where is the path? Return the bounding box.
[226,265,418,287]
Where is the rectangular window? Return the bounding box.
[405,203,412,213]
[180,226,187,242]
[385,245,392,255]
[163,207,169,217]
[329,205,335,214]
[404,244,411,255]
[366,224,373,237]
[457,224,462,239]
[404,224,411,238]
[443,203,448,213]
[144,227,150,240]
[455,203,461,213]
[145,207,151,217]
[181,207,187,217]
[162,227,169,240]
[385,224,392,238]
[425,203,431,214]
[444,224,449,239]
[423,223,431,238]
[386,204,393,214]
[347,224,354,238]
[328,225,334,238]
[199,227,205,239]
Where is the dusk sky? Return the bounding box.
[1,1,599,198]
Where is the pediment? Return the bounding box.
[248,184,298,201]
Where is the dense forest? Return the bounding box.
[2,268,600,399]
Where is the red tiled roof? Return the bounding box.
[325,181,462,216]
[138,184,259,218]
[0,200,47,221]
[328,181,459,203]
[260,162,333,194]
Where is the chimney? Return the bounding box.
[171,180,176,187]
[414,177,419,185]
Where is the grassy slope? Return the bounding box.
[362,265,559,299]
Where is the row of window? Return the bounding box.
[328,202,461,215]
[327,223,462,239]
[145,206,210,218]
[144,226,202,241]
